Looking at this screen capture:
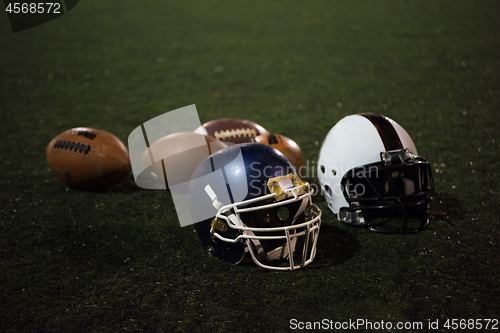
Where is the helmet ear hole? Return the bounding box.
[277,206,290,221]
[320,165,326,174]
[324,184,333,197]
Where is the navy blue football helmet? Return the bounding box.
[188,143,321,270]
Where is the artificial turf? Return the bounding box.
[1,1,499,332]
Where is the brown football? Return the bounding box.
[195,117,269,144]
[252,134,306,178]
[46,127,131,190]
[140,132,228,187]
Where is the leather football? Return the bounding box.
[140,132,228,187]
[195,118,269,144]
[252,134,306,178]
[46,127,131,190]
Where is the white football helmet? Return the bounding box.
[317,113,434,233]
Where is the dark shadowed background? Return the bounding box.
[1,1,499,332]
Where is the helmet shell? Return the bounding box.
[318,113,417,214]
[190,143,296,263]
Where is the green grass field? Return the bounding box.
[1,1,499,332]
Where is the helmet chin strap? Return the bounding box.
[205,185,241,227]
[292,195,309,223]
